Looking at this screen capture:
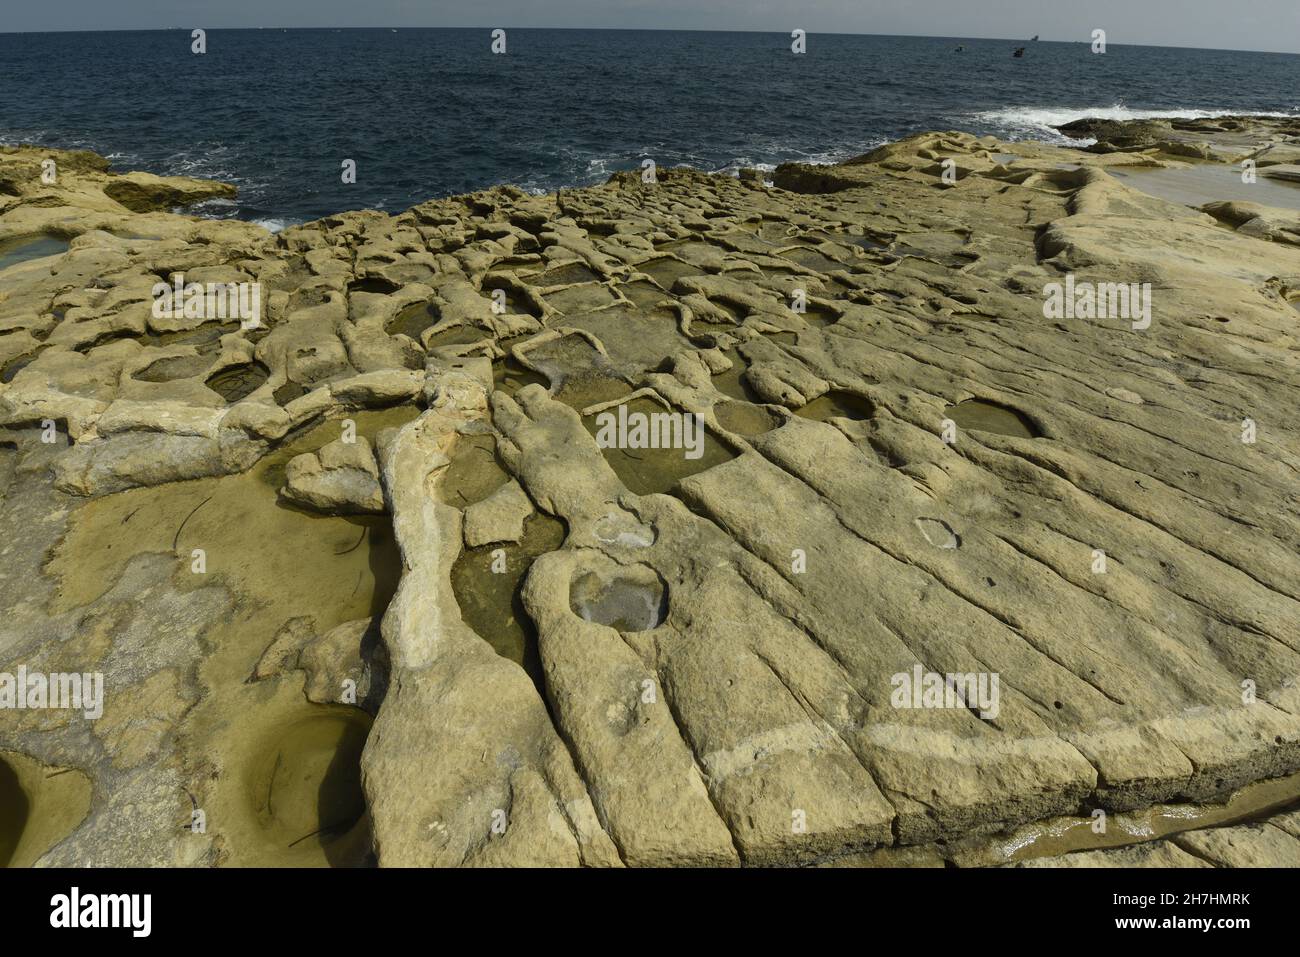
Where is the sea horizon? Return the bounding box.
[2,25,1299,57]
[3,29,1297,231]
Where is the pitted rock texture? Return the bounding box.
[3,116,1300,867]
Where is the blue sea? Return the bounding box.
[1,28,1297,229]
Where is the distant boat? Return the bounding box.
[955,44,964,52]
[1013,47,1026,58]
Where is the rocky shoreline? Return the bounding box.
[2,115,1299,867]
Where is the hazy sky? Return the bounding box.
[4,1,1299,54]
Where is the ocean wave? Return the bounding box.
[189,197,238,210]
[973,104,1300,140]
[709,160,777,177]
[251,218,298,233]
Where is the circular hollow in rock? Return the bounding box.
[569,563,668,633]
[795,390,874,422]
[205,361,270,402]
[714,400,779,436]
[246,710,371,847]
[944,398,1040,439]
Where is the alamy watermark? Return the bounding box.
[50,887,150,937]
[594,403,705,460]
[1043,274,1151,330]
[890,664,1000,720]
[0,666,103,719]
[151,274,262,330]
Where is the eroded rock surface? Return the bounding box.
[281,435,385,514]
[3,116,1300,867]
[1016,806,1300,868]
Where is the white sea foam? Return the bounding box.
[252,218,297,233]
[973,104,1300,141]
[711,162,777,178]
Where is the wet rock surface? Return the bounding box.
[3,117,1300,867]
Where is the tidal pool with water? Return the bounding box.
[44,407,416,866]
[0,751,92,868]
[0,235,69,275]
[582,397,737,495]
[450,512,566,690]
[944,398,1040,439]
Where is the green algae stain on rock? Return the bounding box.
[944,398,1040,439]
[336,516,402,618]
[621,279,672,310]
[150,321,241,353]
[450,512,566,689]
[801,302,841,328]
[273,381,308,406]
[259,406,419,493]
[778,246,845,274]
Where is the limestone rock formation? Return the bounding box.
[281,435,386,514]
[254,617,388,714]
[3,115,1300,868]
[1016,807,1300,868]
[462,479,535,546]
